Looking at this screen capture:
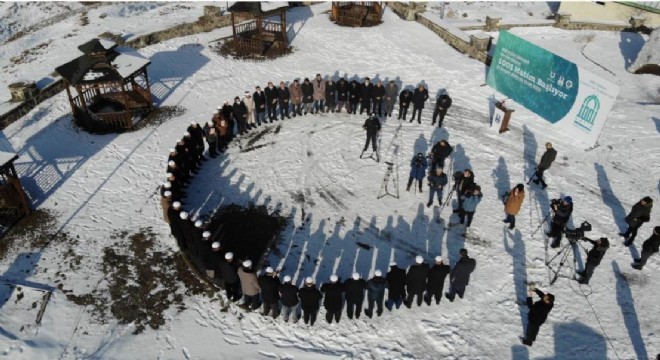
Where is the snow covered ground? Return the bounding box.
[1,2,659,359]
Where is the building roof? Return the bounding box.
[229,1,287,15]
[0,131,18,167]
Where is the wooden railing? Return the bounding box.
[131,82,151,107]
[95,111,132,130]
[338,8,368,27]
[235,37,263,55]
[235,20,257,35]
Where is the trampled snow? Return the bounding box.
[0,2,659,360]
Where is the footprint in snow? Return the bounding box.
[224,337,240,345]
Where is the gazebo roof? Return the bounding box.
[228,1,287,15]
[0,131,18,168]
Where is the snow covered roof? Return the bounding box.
[112,51,151,79]
[0,131,18,167]
[228,1,287,15]
[629,27,660,74]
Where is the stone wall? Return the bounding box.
[416,15,491,64]
[0,79,66,129]
[387,2,426,21]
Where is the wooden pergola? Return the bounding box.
[228,2,289,56]
[331,2,383,27]
[55,39,154,133]
[0,132,30,234]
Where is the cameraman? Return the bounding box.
[547,196,573,248]
[406,152,428,193]
[452,169,475,213]
[577,237,609,285]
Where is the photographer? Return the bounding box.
[427,167,448,207]
[521,285,554,347]
[460,185,483,228]
[406,153,428,193]
[547,196,573,248]
[453,169,475,214]
[577,237,609,285]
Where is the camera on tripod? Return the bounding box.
[563,221,592,242]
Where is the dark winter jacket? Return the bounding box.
[253,90,266,112]
[344,278,367,302]
[221,103,233,122]
[552,202,573,226]
[642,232,660,253]
[360,82,373,103]
[366,276,387,301]
[625,200,653,228]
[435,94,452,113]
[321,282,345,311]
[258,274,281,303]
[218,259,239,284]
[325,81,337,102]
[179,218,196,250]
[363,116,381,134]
[450,256,476,289]
[387,266,407,299]
[301,81,314,103]
[454,171,475,195]
[265,85,278,106]
[203,249,222,273]
[406,263,429,294]
[279,283,300,307]
[426,263,451,293]
[373,84,385,103]
[428,172,448,190]
[349,81,361,104]
[527,289,553,325]
[298,285,322,311]
[412,87,429,108]
[399,90,412,109]
[409,155,428,181]
[277,86,291,105]
[336,79,349,102]
[232,101,247,121]
[430,142,453,163]
[187,124,205,147]
[385,83,399,105]
[461,193,483,213]
[585,239,608,266]
[538,148,557,170]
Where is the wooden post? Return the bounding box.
[231,12,236,40]
[143,68,153,109]
[64,83,75,113]
[76,85,88,113]
[282,9,287,47]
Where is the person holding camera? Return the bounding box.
[460,185,483,228]
[427,167,448,207]
[530,142,556,190]
[453,169,475,214]
[503,184,525,230]
[521,285,554,347]
[429,140,453,171]
[547,196,574,248]
[621,196,653,246]
[362,114,381,157]
[577,237,609,285]
[633,226,660,270]
[407,153,428,193]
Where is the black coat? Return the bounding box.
[387,266,407,299]
[232,101,247,121]
[221,104,233,121]
[430,142,453,162]
[325,81,337,101]
[264,86,278,105]
[363,116,381,134]
[552,202,573,226]
[642,233,660,253]
[179,218,196,249]
[258,275,281,303]
[253,90,266,112]
[299,285,322,311]
[279,283,300,307]
[277,86,290,103]
[585,240,608,266]
[435,94,452,113]
[360,82,373,101]
[187,125,205,147]
[167,207,183,238]
[399,90,412,108]
[454,172,475,195]
[527,289,553,325]
[625,201,653,228]
[203,249,223,273]
[344,278,367,302]
[218,259,239,283]
[538,148,557,170]
[406,263,429,293]
[412,88,429,108]
[450,256,476,288]
[373,85,385,102]
[426,263,451,293]
[366,276,387,301]
[301,82,314,103]
[349,82,360,103]
[336,80,349,101]
[321,282,345,311]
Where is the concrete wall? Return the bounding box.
[416,15,490,64]
[560,2,660,28]
[0,79,66,129]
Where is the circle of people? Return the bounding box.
[158,73,659,346]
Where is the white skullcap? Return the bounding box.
[202,231,211,238]
[194,220,203,228]
[389,261,397,267]
[266,267,274,274]
[169,148,176,153]
[283,275,292,283]
[435,256,443,263]
[163,181,171,189]
[330,274,338,283]
[164,191,172,198]
[225,252,234,260]
[168,160,175,166]
[352,272,360,280]
[208,120,214,126]
[305,277,314,284]
[179,211,189,220]
[191,121,197,125]
[217,105,222,110]
[243,260,252,268]
[415,255,424,264]
[172,201,181,209]
[211,242,220,249]
[166,172,173,178]
[374,270,382,277]
[184,131,190,137]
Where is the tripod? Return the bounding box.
[545,236,589,285]
[531,212,552,237]
[377,118,403,199]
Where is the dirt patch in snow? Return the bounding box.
[0,209,63,260]
[129,105,187,132]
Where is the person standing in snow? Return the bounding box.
[365,270,387,318]
[279,275,301,323]
[359,77,374,115]
[232,96,248,135]
[445,248,476,302]
[277,81,291,120]
[372,80,386,116]
[344,272,367,319]
[348,80,361,114]
[427,167,448,207]
[406,152,428,193]
[221,101,234,138]
[577,237,609,285]
[622,196,653,246]
[243,91,255,130]
[633,226,660,270]
[398,88,413,121]
[385,261,407,311]
[301,77,314,115]
[362,114,381,156]
[429,139,453,171]
[411,84,429,124]
[325,78,337,113]
[205,126,218,158]
[459,185,482,228]
[219,251,241,302]
[547,196,573,248]
[187,121,206,161]
[253,86,267,125]
[298,277,322,326]
[384,80,399,118]
[258,267,281,318]
[312,73,326,114]
[530,142,557,190]
[264,81,279,122]
[521,285,554,347]
[161,189,172,224]
[178,211,195,251]
[289,80,303,117]
[168,201,184,248]
[405,255,429,308]
[321,274,345,324]
[425,256,450,305]
[452,169,475,214]
[336,77,349,113]
[432,92,452,127]
[503,184,525,230]
[238,260,261,311]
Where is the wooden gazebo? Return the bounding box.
[228,2,289,56]
[0,131,30,235]
[55,39,154,133]
[331,2,383,27]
